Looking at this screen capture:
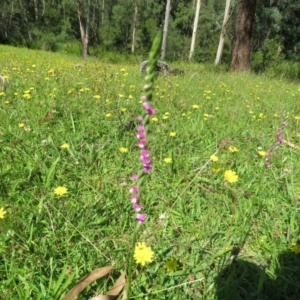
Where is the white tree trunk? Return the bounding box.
[189,0,201,60]
[33,0,38,22]
[78,0,90,58]
[131,2,138,53]
[161,0,171,60]
[102,0,105,25]
[215,0,231,65]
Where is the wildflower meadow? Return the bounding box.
[1,41,300,299]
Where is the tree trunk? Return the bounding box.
[161,0,171,60]
[131,2,138,53]
[215,0,231,65]
[230,0,257,71]
[19,0,32,41]
[102,0,104,25]
[33,0,38,22]
[78,0,90,58]
[189,0,201,60]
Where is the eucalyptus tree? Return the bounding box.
[78,0,90,57]
[215,0,231,65]
[231,0,257,71]
[189,0,201,60]
[161,0,171,59]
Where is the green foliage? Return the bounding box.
[1,45,300,299]
[264,61,300,80]
[251,39,284,73]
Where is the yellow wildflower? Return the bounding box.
[258,151,266,157]
[210,155,218,162]
[291,243,300,254]
[212,165,221,173]
[228,146,239,153]
[169,132,176,137]
[165,258,179,272]
[60,143,70,150]
[134,242,154,266]
[164,158,172,164]
[54,186,68,196]
[119,147,128,153]
[0,207,7,219]
[224,170,238,183]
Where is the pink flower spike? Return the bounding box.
[137,139,146,148]
[143,164,152,173]
[137,125,145,132]
[136,213,147,224]
[265,162,271,167]
[137,116,143,122]
[131,194,139,203]
[143,102,156,115]
[129,186,138,193]
[141,149,150,157]
[133,203,141,211]
[143,102,151,109]
[131,174,138,180]
[137,131,146,139]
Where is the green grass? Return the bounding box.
[0,44,300,299]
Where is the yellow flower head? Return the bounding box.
[0,207,7,219]
[291,243,300,254]
[151,117,158,122]
[134,242,154,266]
[228,146,239,153]
[169,132,176,137]
[54,186,68,196]
[192,104,199,109]
[212,165,221,173]
[224,170,238,183]
[258,150,266,157]
[18,123,25,128]
[210,155,218,162]
[105,113,112,118]
[165,258,179,272]
[60,143,70,150]
[164,158,172,164]
[119,147,128,153]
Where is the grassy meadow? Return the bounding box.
[1,44,300,299]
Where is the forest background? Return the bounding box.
[1,0,300,77]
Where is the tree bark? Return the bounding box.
[78,0,90,58]
[131,2,138,53]
[215,0,231,65]
[230,0,257,72]
[189,0,201,60]
[33,0,38,22]
[161,0,171,60]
